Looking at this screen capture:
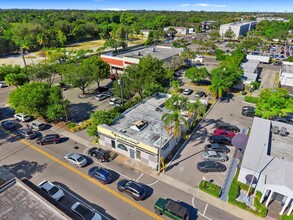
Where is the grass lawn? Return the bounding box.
[65,39,105,51]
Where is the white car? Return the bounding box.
[14,113,31,122]
[71,202,102,220]
[0,81,8,88]
[109,98,117,105]
[38,180,64,201]
[64,152,87,167]
[183,88,193,95]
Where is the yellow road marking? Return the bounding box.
[19,139,162,220]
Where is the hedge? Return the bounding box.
[199,180,221,198]
[244,96,260,104]
[280,213,293,220]
[254,191,267,217]
[228,180,240,201]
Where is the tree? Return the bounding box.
[87,109,120,136]
[255,88,293,119]
[185,67,209,83]
[4,73,29,88]
[82,56,110,88]
[214,49,226,61]
[8,82,68,121]
[186,99,207,121]
[0,64,22,81]
[169,80,181,94]
[224,29,236,40]
[164,94,188,112]
[161,110,189,138]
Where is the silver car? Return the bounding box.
[30,121,46,131]
[38,180,64,201]
[95,94,108,101]
[202,151,228,162]
[14,113,31,122]
[64,152,87,167]
[71,202,102,220]
[19,129,36,139]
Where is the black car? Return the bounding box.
[204,144,230,153]
[117,179,146,201]
[36,134,60,145]
[215,122,240,133]
[95,86,109,94]
[88,147,111,162]
[274,117,293,125]
[195,91,206,98]
[208,135,232,145]
[242,109,255,117]
[197,161,227,173]
[242,106,255,112]
[1,120,16,130]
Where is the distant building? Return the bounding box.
[101,46,184,74]
[246,54,270,64]
[201,21,215,32]
[279,61,293,94]
[163,26,189,36]
[140,29,154,38]
[238,117,293,216]
[97,93,197,169]
[256,17,289,22]
[219,21,256,39]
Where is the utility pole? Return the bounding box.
[118,76,124,105]
[125,34,128,50]
[158,127,163,174]
[20,46,27,67]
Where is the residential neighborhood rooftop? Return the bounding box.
[241,60,259,83]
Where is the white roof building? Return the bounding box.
[238,117,293,216]
[241,60,259,84]
[246,54,270,64]
[279,61,293,88]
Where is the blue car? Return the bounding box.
[88,167,112,184]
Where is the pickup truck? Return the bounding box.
[154,197,190,220]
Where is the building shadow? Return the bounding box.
[179,201,198,219]
[3,160,47,179]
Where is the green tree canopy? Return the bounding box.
[0,64,22,81]
[4,73,29,88]
[185,67,209,83]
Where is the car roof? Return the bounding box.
[127,181,144,193]
[45,134,59,137]
[39,180,54,190]
[68,153,81,159]
[206,151,217,156]
[165,199,188,218]
[96,168,111,177]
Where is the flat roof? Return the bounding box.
[241,117,293,190]
[246,54,270,63]
[101,93,175,148]
[0,167,67,220]
[114,46,184,61]
[221,21,255,27]
[241,60,259,82]
[282,61,293,73]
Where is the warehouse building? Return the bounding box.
[279,61,293,88]
[219,21,256,39]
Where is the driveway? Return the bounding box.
[164,94,254,188]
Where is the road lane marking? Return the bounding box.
[135,173,143,182]
[20,139,162,220]
[203,204,208,216]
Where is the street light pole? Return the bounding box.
[158,127,163,174]
[118,76,124,105]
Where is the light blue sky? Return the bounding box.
[0,0,292,12]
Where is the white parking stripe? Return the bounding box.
[192,197,212,220]
[203,204,208,216]
[135,173,143,182]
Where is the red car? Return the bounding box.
[213,129,235,138]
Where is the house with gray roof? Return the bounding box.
[238,117,293,216]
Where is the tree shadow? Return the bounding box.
[53,182,116,220]
[68,102,96,123]
[3,160,47,179]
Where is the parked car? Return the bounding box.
[195,91,206,98]
[38,180,64,201]
[242,106,255,112]
[213,129,235,137]
[202,151,228,162]
[88,147,111,162]
[154,198,190,220]
[183,88,193,95]
[19,128,36,140]
[197,161,227,173]
[242,109,255,117]
[114,100,123,107]
[64,153,87,167]
[95,86,109,94]
[273,117,293,125]
[0,81,7,88]
[117,179,146,201]
[204,144,230,153]
[30,121,46,131]
[1,120,16,130]
[110,73,117,80]
[71,202,102,220]
[215,122,240,133]
[208,135,232,145]
[14,113,31,122]
[109,97,117,105]
[36,134,61,145]
[88,167,112,184]
[95,93,108,101]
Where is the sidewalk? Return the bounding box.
[54,124,263,220]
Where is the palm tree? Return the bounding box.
[164,94,188,111]
[161,110,189,139]
[185,99,207,126]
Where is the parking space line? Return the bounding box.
[192,197,212,220]
[58,186,111,220]
[203,204,208,216]
[19,139,163,220]
[135,173,143,182]
[146,180,159,186]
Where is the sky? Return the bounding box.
[0,0,292,12]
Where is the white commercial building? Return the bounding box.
[246,54,270,64]
[240,60,259,84]
[163,26,189,36]
[219,21,256,39]
[97,93,196,169]
[238,117,293,216]
[279,61,293,87]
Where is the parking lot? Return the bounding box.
[164,93,254,188]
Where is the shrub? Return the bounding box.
[254,191,268,217]
[244,96,260,104]
[280,213,293,220]
[251,81,260,90]
[199,180,221,198]
[67,122,76,129]
[228,180,240,200]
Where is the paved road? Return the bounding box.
[0,109,242,220]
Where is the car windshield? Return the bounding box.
[48,186,59,195]
[27,130,33,135]
[75,205,95,219]
[76,156,84,162]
